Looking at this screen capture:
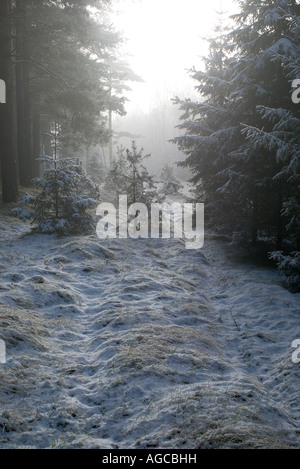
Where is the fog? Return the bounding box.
[111,0,237,177]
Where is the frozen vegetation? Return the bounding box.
[0,0,299,451]
[0,197,299,449]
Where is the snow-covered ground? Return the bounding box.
[0,204,299,449]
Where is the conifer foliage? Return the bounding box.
[1,0,134,201]
[174,0,300,289]
[14,128,100,235]
[106,142,158,205]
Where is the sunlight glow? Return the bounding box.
[113,0,237,112]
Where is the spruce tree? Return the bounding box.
[13,127,100,235]
[106,142,157,205]
[174,0,300,260]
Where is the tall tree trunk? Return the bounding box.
[16,0,28,184]
[275,190,283,251]
[32,113,41,177]
[15,0,33,186]
[108,73,113,167]
[0,0,19,202]
[23,57,33,183]
[251,193,258,247]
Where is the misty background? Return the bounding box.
[109,0,237,176]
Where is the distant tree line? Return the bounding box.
[174,0,300,289]
[0,0,133,203]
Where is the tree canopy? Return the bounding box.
[0,0,136,200]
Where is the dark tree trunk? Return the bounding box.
[275,191,283,251]
[32,113,41,177]
[251,193,258,247]
[15,0,33,186]
[0,0,19,202]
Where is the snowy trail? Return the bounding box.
[0,213,299,449]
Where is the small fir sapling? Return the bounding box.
[12,127,100,235]
[106,141,159,205]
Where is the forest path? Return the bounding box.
[0,214,299,449]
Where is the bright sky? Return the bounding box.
[112,0,237,113]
